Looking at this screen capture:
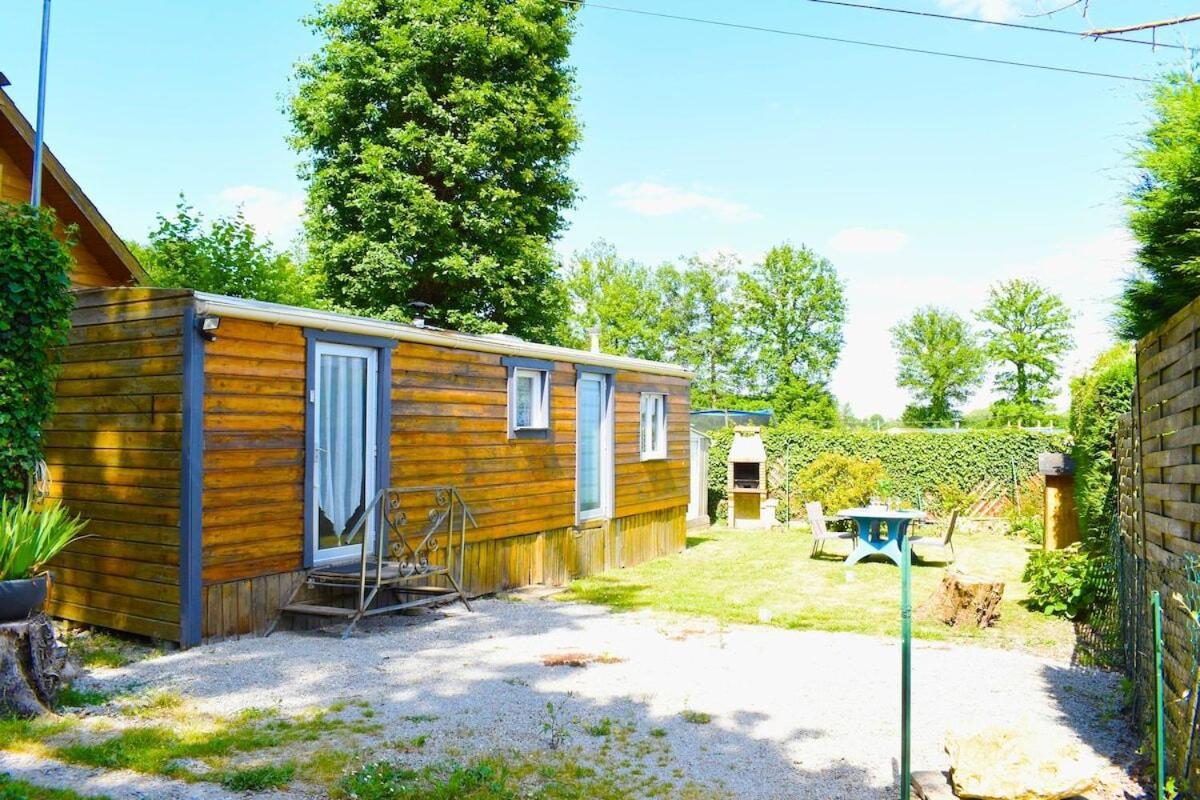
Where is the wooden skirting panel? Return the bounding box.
[202,505,687,642]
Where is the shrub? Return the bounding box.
[793,453,886,512]
[0,203,75,499]
[1022,544,1111,619]
[928,483,977,515]
[1006,484,1045,544]
[0,496,87,581]
[1068,344,1134,543]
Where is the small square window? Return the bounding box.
[510,367,549,431]
[640,393,668,460]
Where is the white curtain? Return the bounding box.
[318,353,366,542]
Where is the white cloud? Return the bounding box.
[937,0,1021,22]
[827,227,910,255]
[609,181,759,223]
[215,185,305,246]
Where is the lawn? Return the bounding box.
[563,522,1077,659]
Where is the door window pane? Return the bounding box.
[578,377,602,515]
[317,353,368,552]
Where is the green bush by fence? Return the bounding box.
[0,203,75,499]
[1068,344,1134,544]
[707,424,1067,517]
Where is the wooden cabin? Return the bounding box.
[1,88,691,648]
[48,289,691,646]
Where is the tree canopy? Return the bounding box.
[891,306,986,426]
[976,279,1073,426]
[291,0,579,341]
[1120,74,1200,339]
[134,199,314,307]
[737,244,845,425]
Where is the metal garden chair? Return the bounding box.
[807,501,855,558]
[910,509,958,564]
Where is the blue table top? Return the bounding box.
[837,507,926,521]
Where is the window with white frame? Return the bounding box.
[640,393,668,459]
[510,367,550,431]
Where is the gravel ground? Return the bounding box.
[73,598,1139,799]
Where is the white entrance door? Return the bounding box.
[576,371,613,521]
[312,342,378,564]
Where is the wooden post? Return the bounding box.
[1039,453,1079,550]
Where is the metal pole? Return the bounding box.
[1153,590,1166,800]
[30,0,52,207]
[901,534,912,800]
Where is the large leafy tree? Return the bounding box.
[291,0,579,340]
[976,279,1073,426]
[560,242,671,361]
[891,306,986,426]
[134,199,314,306]
[675,253,745,408]
[1120,74,1200,339]
[737,244,845,424]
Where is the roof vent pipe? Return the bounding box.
[409,301,432,329]
[589,325,601,353]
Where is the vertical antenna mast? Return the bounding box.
[30,0,52,207]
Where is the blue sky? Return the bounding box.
[2,0,1196,418]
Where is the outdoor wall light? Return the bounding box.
[198,315,221,342]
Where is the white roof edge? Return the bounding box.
[193,291,694,379]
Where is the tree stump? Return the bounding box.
[927,570,1004,628]
[0,614,67,717]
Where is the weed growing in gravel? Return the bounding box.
[335,760,513,800]
[218,762,296,791]
[0,774,113,800]
[680,710,712,725]
[585,718,613,737]
[400,714,440,723]
[392,734,428,752]
[540,702,570,751]
[649,727,668,738]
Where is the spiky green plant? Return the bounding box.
[0,496,86,581]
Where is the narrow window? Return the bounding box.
[640,393,668,460]
[510,367,549,430]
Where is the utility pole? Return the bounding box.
[30,0,52,207]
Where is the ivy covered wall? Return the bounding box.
[705,425,1067,516]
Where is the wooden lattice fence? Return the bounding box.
[1118,295,1200,786]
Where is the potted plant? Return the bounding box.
[0,495,86,622]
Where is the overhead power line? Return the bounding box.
[800,0,1189,51]
[559,0,1154,83]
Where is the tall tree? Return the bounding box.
[674,253,744,408]
[291,0,579,340]
[1120,74,1200,339]
[976,279,1073,426]
[560,242,670,361]
[890,306,986,426]
[737,244,845,424]
[134,199,315,307]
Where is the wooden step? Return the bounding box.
[281,603,357,618]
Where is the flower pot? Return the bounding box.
[0,574,49,623]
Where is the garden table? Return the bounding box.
[837,507,927,567]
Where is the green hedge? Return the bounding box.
[706,424,1067,516]
[1068,344,1134,544]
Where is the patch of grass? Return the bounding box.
[584,718,613,737]
[392,734,428,752]
[0,775,112,800]
[218,762,296,791]
[335,760,515,800]
[61,628,158,669]
[54,685,111,709]
[562,524,1076,658]
[680,710,712,725]
[400,713,439,723]
[649,727,668,738]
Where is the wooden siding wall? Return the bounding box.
[198,325,690,640]
[203,504,687,641]
[0,147,125,289]
[201,318,307,584]
[43,288,189,641]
